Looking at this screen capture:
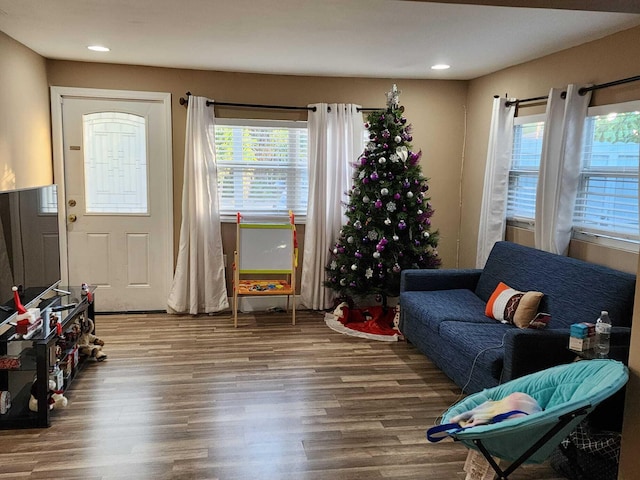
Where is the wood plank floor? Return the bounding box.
[0,311,565,479]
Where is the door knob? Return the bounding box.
[68,214,77,223]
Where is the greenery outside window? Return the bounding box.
[573,102,640,245]
[214,119,309,222]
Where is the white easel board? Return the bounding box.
[238,224,293,273]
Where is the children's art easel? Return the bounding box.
[232,212,297,327]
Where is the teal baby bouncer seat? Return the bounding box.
[428,359,628,479]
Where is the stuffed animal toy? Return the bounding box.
[28,379,68,412]
[78,319,107,361]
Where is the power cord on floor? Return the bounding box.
[435,331,509,425]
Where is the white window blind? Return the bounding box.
[214,119,308,221]
[507,115,545,222]
[574,102,640,240]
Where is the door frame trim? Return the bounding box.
[50,87,174,294]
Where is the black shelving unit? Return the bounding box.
[0,286,96,429]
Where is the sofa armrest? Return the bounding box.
[400,269,483,292]
[502,327,632,382]
[502,329,575,382]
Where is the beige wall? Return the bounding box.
[464,25,640,478]
[0,31,52,191]
[46,62,468,289]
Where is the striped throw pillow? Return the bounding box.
[485,282,544,328]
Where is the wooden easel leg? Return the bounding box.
[233,292,238,328]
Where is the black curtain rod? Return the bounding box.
[502,73,640,108]
[579,74,640,95]
[179,94,381,113]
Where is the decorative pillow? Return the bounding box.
[485,282,544,328]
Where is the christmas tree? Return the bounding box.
[324,85,440,307]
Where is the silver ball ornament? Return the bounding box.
[351,264,357,271]
[381,188,389,196]
[373,252,381,259]
[407,191,414,198]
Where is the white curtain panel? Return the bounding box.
[167,96,229,314]
[535,85,592,254]
[301,103,364,310]
[476,97,516,268]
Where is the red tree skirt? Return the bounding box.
[324,302,402,342]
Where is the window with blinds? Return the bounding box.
[506,116,545,223]
[574,103,640,240]
[214,119,308,221]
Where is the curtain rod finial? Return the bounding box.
[494,95,500,98]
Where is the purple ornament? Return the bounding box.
[364,122,370,129]
[355,251,363,258]
[377,263,383,269]
[376,244,385,252]
[398,220,407,230]
[415,239,421,246]
[374,199,383,209]
[370,172,379,181]
[394,193,401,200]
[349,281,356,287]
[360,156,368,165]
[382,129,390,138]
[401,117,407,124]
[403,180,410,189]
[379,237,388,246]
[363,177,370,185]
[393,264,401,273]
[383,143,389,150]
[338,246,345,253]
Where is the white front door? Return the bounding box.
[52,89,173,312]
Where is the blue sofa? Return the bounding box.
[399,241,635,394]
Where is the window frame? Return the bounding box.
[214,117,309,223]
[506,113,546,229]
[572,100,640,251]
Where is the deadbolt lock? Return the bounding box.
[68,199,76,207]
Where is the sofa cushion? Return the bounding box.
[475,242,636,329]
[400,289,491,334]
[438,321,511,381]
[485,281,544,328]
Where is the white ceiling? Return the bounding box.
[0,0,639,80]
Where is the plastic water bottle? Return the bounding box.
[595,311,611,358]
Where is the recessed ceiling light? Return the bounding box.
[431,64,451,70]
[88,45,110,52]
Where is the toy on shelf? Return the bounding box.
[232,212,297,327]
[28,379,67,412]
[11,286,42,339]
